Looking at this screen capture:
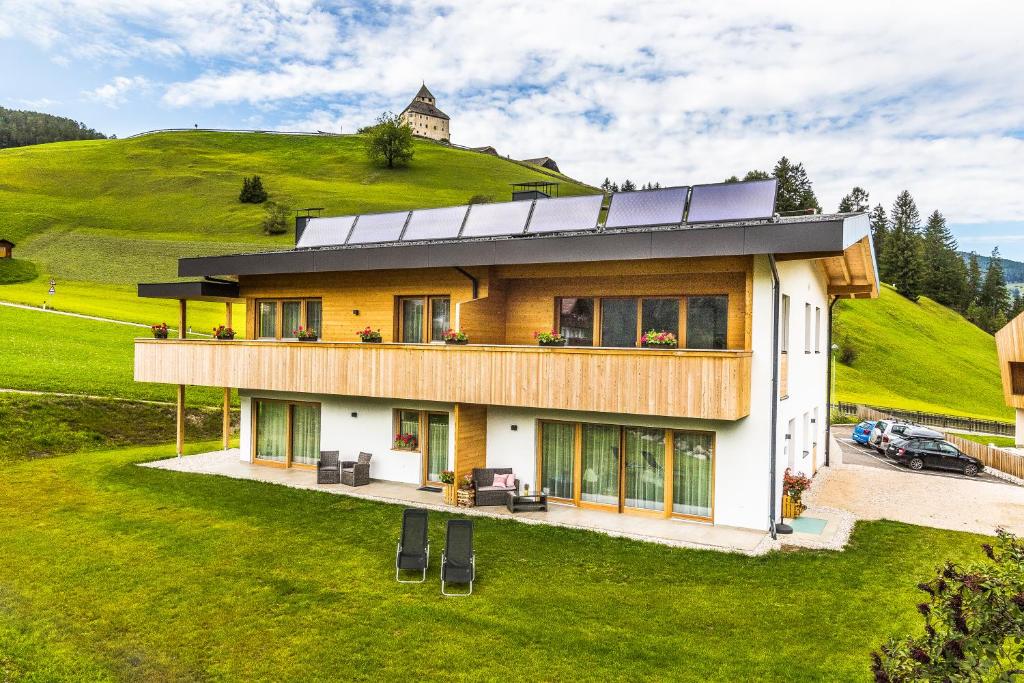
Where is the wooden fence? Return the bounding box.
[944,434,1024,481]
[832,401,1015,437]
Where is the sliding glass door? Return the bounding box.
[255,401,288,463]
[253,399,321,468]
[672,432,713,518]
[424,413,449,484]
[580,424,619,507]
[623,428,665,512]
[539,422,575,499]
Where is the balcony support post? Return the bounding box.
[178,299,187,340]
[225,302,233,330]
[176,384,185,458]
[222,387,231,450]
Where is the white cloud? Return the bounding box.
[4,0,1024,224]
[84,75,149,107]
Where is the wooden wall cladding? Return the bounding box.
[996,312,1024,409]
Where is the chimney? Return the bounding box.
[294,207,324,245]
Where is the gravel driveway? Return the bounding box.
[808,427,1024,536]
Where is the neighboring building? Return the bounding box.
[522,156,560,173]
[996,312,1024,444]
[399,84,450,142]
[470,145,499,156]
[135,180,878,534]
[0,239,13,258]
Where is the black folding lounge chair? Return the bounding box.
[395,509,430,583]
[441,519,475,596]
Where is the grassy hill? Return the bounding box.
[835,284,1012,422]
[0,131,596,323]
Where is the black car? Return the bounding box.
[886,437,984,476]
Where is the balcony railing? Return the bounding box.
[135,339,752,420]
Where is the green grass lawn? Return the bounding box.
[0,304,221,405]
[0,393,235,460]
[0,441,991,681]
[835,284,1012,422]
[950,432,1016,448]
[0,257,37,283]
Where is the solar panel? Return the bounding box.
[526,194,603,234]
[402,205,469,242]
[604,186,689,228]
[296,215,357,248]
[686,178,778,223]
[460,200,533,238]
[345,210,411,244]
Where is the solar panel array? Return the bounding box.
[294,179,780,249]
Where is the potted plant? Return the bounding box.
[356,327,382,343]
[151,322,169,339]
[640,330,678,348]
[393,432,418,450]
[534,330,567,347]
[457,473,475,507]
[442,328,469,345]
[439,470,457,505]
[782,467,812,518]
[294,326,318,342]
[213,325,236,340]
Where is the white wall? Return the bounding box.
[1017,408,1024,446]
[238,390,455,485]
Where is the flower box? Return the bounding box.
[213,325,236,340]
[296,336,319,342]
[640,330,678,348]
[442,328,469,344]
[151,323,169,339]
[442,483,458,506]
[538,339,568,347]
[445,338,469,345]
[782,494,805,519]
[356,326,383,343]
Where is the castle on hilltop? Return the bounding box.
[399,84,450,142]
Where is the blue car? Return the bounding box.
[852,420,876,445]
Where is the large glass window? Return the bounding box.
[558,297,595,346]
[540,422,575,499]
[255,401,288,462]
[601,298,638,347]
[399,296,450,343]
[641,298,679,338]
[254,399,320,468]
[672,432,713,518]
[290,404,321,466]
[282,301,302,339]
[306,300,322,336]
[394,409,421,451]
[686,296,728,349]
[258,301,277,339]
[430,297,450,342]
[401,298,425,343]
[623,427,665,511]
[581,424,619,506]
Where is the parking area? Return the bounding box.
[810,426,1024,536]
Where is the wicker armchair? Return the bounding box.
[317,450,341,484]
[471,467,519,506]
[341,452,372,487]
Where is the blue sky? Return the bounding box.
[1,1,1022,260]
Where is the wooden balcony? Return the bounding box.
[134,340,752,420]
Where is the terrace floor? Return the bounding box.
[140,450,852,555]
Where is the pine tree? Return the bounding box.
[239,175,268,203]
[838,186,869,213]
[772,157,820,213]
[869,204,890,277]
[1010,289,1024,320]
[920,210,967,307]
[977,247,1011,332]
[620,179,636,192]
[963,251,982,312]
[600,177,614,193]
[744,170,771,181]
[881,190,923,301]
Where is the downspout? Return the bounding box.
[768,255,791,538]
[454,267,479,299]
[824,296,839,467]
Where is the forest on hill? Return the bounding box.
[0,106,106,149]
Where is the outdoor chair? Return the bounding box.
[441,519,475,596]
[317,450,341,484]
[341,452,372,487]
[471,467,519,506]
[395,508,430,583]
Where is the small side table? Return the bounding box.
[507,492,548,513]
[457,488,475,507]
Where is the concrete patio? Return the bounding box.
[140,450,852,555]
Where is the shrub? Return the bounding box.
[239,175,268,203]
[838,334,859,365]
[468,194,493,204]
[872,529,1024,682]
[262,201,290,235]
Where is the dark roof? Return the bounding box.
[416,83,434,100]
[138,280,240,302]
[0,239,13,247]
[471,145,499,155]
[403,99,449,120]
[177,213,871,279]
[523,157,560,172]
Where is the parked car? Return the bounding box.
[879,423,943,454]
[886,437,984,476]
[869,420,891,450]
[852,420,876,445]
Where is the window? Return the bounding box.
[804,303,812,353]
[814,306,822,353]
[672,431,713,518]
[253,399,321,468]
[557,297,595,346]
[780,295,790,353]
[939,443,959,456]
[393,409,421,451]
[398,296,450,343]
[1011,362,1024,395]
[640,298,679,339]
[686,296,728,349]
[540,421,575,499]
[255,298,323,339]
[601,298,638,347]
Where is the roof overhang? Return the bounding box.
[138,280,241,302]
[177,213,875,280]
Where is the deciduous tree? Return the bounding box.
[363,112,414,169]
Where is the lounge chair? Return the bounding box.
[395,508,430,583]
[341,452,372,486]
[317,450,340,484]
[441,519,475,596]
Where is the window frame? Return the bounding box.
[255,298,323,340]
[804,302,812,354]
[251,397,321,469]
[396,295,451,343]
[781,294,791,354]
[392,408,424,452]
[555,294,728,349]
[814,306,822,353]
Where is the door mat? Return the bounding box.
[417,486,442,493]
[789,517,828,535]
